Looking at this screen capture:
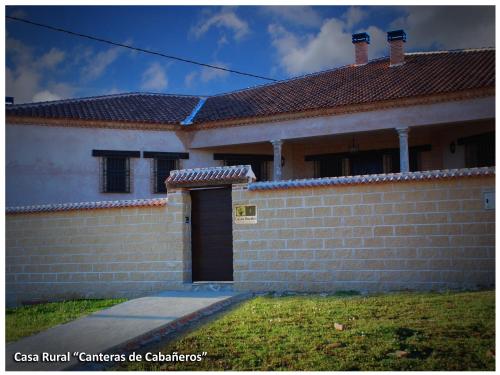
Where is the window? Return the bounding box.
[458,132,495,168]
[214,154,273,181]
[92,150,140,193]
[308,145,430,178]
[153,158,177,193]
[103,156,130,193]
[143,151,189,193]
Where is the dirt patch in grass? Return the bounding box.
[6,298,127,342]
[123,290,494,371]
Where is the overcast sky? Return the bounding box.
[6,5,495,103]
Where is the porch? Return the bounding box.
[187,119,495,181]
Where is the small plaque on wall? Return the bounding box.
[234,205,257,224]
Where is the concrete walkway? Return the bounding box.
[6,291,239,371]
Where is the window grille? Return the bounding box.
[459,133,495,168]
[224,159,270,181]
[153,158,177,193]
[102,156,130,193]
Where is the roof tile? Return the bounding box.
[6,93,201,125]
[249,167,495,191]
[167,165,256,188]
[6,49,495,125]
[194,49,495,123]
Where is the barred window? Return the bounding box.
[458,132,495,168]
[214,154,273,181]
[153,158,177,193]
[143,152,188,193]
[308,145,430,178]
[224,159,271,181]
[102,157,130,193]
[92,150,139,194]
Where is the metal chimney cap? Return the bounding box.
[352,32,370,44]
[387,29,407,42]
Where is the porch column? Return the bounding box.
[271,139,283,181]
[396,127,410,173]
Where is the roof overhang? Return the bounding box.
[188,90,495,148]
[166,165,256,189]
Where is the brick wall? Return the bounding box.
[6,193,189,306]
[232,175,495,292]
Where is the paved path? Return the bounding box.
[6,291,239,371]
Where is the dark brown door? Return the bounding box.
[191,187,233,281]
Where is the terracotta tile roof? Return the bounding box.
[6,197,167,214]
[193,49,495,123]
[248,167,495,191]
[167,165,256,188]
[6,93,201,125]
[6,49,494,126]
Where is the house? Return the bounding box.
[5,30,495,305]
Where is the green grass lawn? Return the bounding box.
[6,298,127,342]
[124,290,494,371]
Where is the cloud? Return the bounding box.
[363,25,387,57]
[343,6,367,30]
[268,19,350,75]
[262,6,323,28]
[6,66,40,104]
[391,6,495,50]
[140,62,168,91]
[184,71,198,88]
[200,61,229,83]
[81,46,122,81]
[6,36,74,103]
[183,61,229,87]
[38,48,65,69]
[266,6,400,76]
[32,90,62,102]
[218,34,229,47]
[192,8,249,40]
[268,18,386,75]
[102,87,123,95]
[6,34,33,66]
[268,6,494,77]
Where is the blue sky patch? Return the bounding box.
[6,5,495,103]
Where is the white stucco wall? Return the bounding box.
[6,99,494,207]
[6,124,189,206]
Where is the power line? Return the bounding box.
[6,15,277,82]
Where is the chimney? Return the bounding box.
[352,32,370,65]
[387,29,406,66]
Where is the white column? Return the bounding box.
[271,139,283,181]
[396,127,410,173]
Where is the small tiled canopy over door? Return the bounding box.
[191,187,233,281]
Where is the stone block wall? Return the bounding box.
[232,175,495,292]
[6,195,189,306]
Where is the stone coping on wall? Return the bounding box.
[167,164,256,188]
[248,167,495,191]
[6,198,168,214]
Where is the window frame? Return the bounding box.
[143,151,189,194]
[93,150,140,194]
[214,153,274,182]
[458,132,495,168]
[307,145,431,178]
[101,156,131,193]
[152,158,178,194]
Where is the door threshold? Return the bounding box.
[192,281,234,284]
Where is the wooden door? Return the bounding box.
[191,187,233,281]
